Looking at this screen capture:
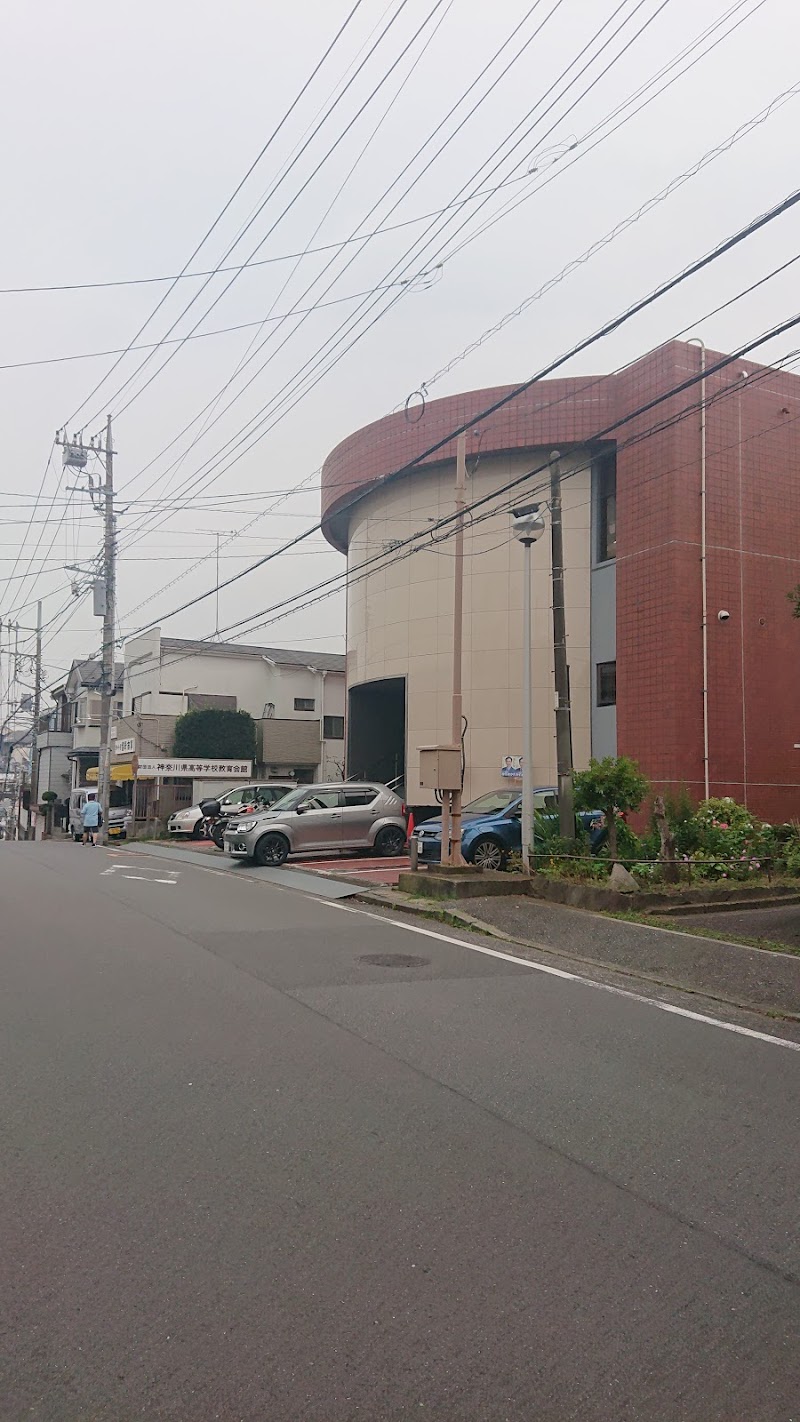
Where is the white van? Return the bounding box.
[69,787,131,841]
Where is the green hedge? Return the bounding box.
[173,708,256,761]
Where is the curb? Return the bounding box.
[353,888,800,1024]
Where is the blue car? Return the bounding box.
[412,787,606,871]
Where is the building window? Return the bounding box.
[596,661,616,707]
[595,451,617,563]
[294,697,315,712]
[323,715,344,739]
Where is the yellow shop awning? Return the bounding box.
[85,763,135,783]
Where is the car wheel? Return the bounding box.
[191,820,205,840]
[254,832,289,867]
[468,835,507,872]
[374,825,407,857]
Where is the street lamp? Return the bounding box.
[512,502,546,873]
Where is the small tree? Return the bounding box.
[173,708,256,762]
[788,584,800,619]
[40,788,58,839]
[574,755,649,862]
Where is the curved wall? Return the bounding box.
[345,448,593,802]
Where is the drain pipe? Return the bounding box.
[309,666,328,779]
[688,338,709,800]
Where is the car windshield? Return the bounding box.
[463,790,520,815]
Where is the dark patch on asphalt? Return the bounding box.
[359,952,431,968]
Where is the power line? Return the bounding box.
[117,0,453,550]
[10,0,778,634]
[3,4,377,623]
[60,0,369,432]
[220,331,800,647]
[116,0,568,512]
[0,170,538,297]
[0,271,442,372]
[122,0,730,565]
[85,0,435,427]
[98,335,800,701]
[117,0,664,564]
[117,186,800,638]
[417,73,800,396]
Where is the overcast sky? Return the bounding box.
[1,0,797,700]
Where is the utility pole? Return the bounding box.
[98,415,116,846]
[444,432,467,866]
[27,600,42,839]
[512,504,546,873]
[548,452,575,841]
[56,419,116,845]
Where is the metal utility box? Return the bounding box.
[418,745,462,792]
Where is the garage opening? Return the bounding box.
[347,677,405,789]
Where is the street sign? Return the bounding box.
[136,758,253,779]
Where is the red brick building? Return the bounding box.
[322,340,800,820]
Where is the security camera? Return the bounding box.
[718,609,730,623]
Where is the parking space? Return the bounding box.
[294,854,410,886]
[160,837,409,885]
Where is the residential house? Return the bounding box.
[47,658,124,791]
[116,630,345,821]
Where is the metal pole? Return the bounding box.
[446,432,467,866]
[700,348,709,799]
[688,339,710,799]
[98,415,116,846]
[549,452,575,841]
[522,537,533,874]
[215,533,220,637]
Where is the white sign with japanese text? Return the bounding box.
[137,759,252,779]
[113,737,136,756]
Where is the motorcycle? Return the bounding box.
[199,794,262,849]
[198,798,225,848]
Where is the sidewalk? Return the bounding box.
[359,889,800,1020]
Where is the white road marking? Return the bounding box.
[101,862,178,885]
[328,902,800,1054]
[119,849,800,1052]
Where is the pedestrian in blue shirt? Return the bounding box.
[81,795,101,846]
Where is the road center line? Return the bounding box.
[328,902,800,1053]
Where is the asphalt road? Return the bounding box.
[2,841,798,1421]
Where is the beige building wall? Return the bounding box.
[346,449,592,802]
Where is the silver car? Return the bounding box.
[223,782,408,866]
[167,782,293,839]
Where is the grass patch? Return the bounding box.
[605,908,800,957]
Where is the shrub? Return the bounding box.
[574,756,649,861]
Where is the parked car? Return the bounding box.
[68,787,132,841]
[411,787,606,871]
[167,783,294,840]
[223,782,408,866]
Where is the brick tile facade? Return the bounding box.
[322,341,800,820]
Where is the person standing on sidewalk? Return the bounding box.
[81,795,101,846]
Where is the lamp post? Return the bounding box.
[512,503,546,874]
